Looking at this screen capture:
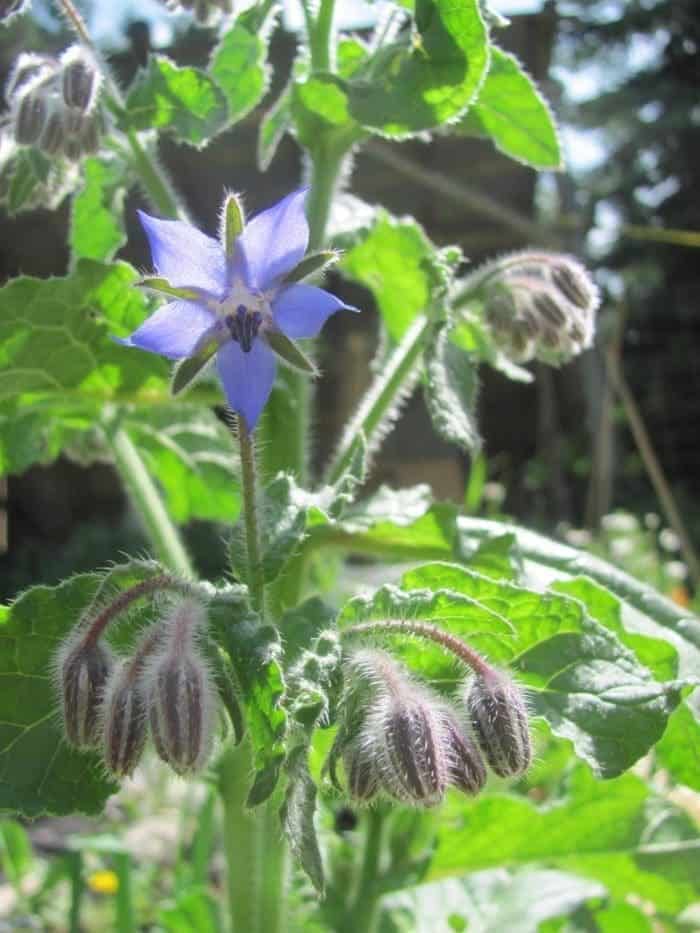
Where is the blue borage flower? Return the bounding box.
[118,188,358,430]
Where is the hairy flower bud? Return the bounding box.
[5,53,55,104]
[14,90,47,145]
[61,47,100,113]
[441,710,487,795]
[342,740,380,803]
[144,600,217,775]
[55,631,114,748]
[0,0,27,23]
[102,660,148,777]
[467,670,532,778]
[39,111,64,155]
[549,257,599,312]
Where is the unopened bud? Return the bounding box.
[373,692,448,806]
[55,631,114,748]
[532,290,568,328]
[442,711,487,795]
[102,661,148,777]
[5,53,55,104]
[145,600,216,775]
[0,0,26,23]
[14,91,47,145]
[63,135,83,162]
[61,47,101,113]
[39,111,64,155]
[467,670,532,778]
[79,116,100,155]
[343,740,380,803]
[550,258,599,312]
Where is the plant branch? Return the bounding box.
[236,415,265,616]
[103,423,194,578]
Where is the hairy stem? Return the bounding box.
[324,314,433,485]
[342,619,492,677]
[103,424,194,578]
[127,129,190,222]
[343,808,385,933]
[82,574,192,645]
[236,415,265,616]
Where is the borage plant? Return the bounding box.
[1,1,699,931]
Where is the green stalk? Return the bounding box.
[306,0,337,73]
[126,129,189,222]
[113,853,136,933]
[342,809,385,933]
[103,422,194,578]
[236,415,265,615]
[324,314,433,485]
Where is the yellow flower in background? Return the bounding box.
[87,869,119,895]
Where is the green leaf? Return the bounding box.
[452,316,534,383]
[124,56,227,147]
[6,148,49,214]
[0,259,167,405]
[281,597,337,666]
[0,821,33,886]
[280,744,324,893]
[123,405,240,525]
[261,473,309,585]
[458,517,700,678]
[159,886,221,933]
[211,606,286,805]
[424,328,481,453]
[456,47,562,169]
[210,16,270,128]
[592,901,654,933]
[655,697,700,790]
[340,562,685,776]
[0,576,121,817]
[291,74,356,150]
[429,764,700,915]
[70,157,126,262]
[467,533,523,581]
[551,576,679,682]
[347,0,489,137]
[266,330,318,375]
[341,212,447,341]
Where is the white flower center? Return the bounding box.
[210,279,275,353]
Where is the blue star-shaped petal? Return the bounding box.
[118,189,358,430]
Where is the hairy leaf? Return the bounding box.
[424,328,481,453]
[456,47,562,169]
[124,56,227,147]
[70,157,126,262]
[210,17,270,127]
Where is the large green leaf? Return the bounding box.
[339,562,685,776]
[70,157,127,262]
[340,212,448,341]
[655,697,700,791]
[458,517,700,677]
[429,765,700,915]
[1,146,78,215]
[210,15,270,127]
[124,406,240,525]
[124,56,228,148]
[456,47,562,169]
[0,259,167,405]
[347,0,489,138]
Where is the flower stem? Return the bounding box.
[218,742,288,933]
[103,423,194,578]
[341,619,492,677]
[126,129,190,222]
[324,314,433,485]
[236,416,265,616]
[305,0,337,73]
[341,808,385,933]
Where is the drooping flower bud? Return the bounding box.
[5,53,55,105]
[0,0,28,24]
[466,669,532,778]
[342,738,380,803]
[54,630,114,748]
[441,710,487,795]
[61,47,101,113]
[144,600,217,775]
[549,257,599,312]
[14,90,47,145]
[39,111,64,155]
[101,659,148,777]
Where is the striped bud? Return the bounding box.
[374,693,448,806]
[102,661,148,777]
[14,92,47,145]
[467,670,532,778]
[5,53,55,104]
[144,600,216,775]
[0,0,26,23]
[63,135,83,162]
[441,711,487,795]
[55,632,114,748]
[342,740,380,803]
[61,48,100,113]
[79,116,100,155]
[550,258,598,312]
[39,111,64,155]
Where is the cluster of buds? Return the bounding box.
[158,0,233,26]
[0,0,28,24]
[55,593,218,778]
[5,47,103,161]
[477,251,600,365]
[331,639,532,808]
